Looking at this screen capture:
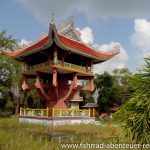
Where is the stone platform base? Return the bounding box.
[19,116,95,126]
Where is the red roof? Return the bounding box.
[5,36,48,57]
[58,34,117,59]
[5,26,118,60]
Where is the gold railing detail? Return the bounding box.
[20,108,48,117]
[20,108,93,117]
[24,62,49,71]
[24,60,92,74]
[53,108,90,117]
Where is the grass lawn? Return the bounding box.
[0,118,139,150]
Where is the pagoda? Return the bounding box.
[5,17,119,109]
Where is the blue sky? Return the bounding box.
[1,0,150,73]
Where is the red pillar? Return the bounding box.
[52,68,57,87]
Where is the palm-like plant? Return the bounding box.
[115,56,150,144]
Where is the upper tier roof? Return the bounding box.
[5,19,119,64]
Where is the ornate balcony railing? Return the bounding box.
[53,108,90,117]
[24,61,49,71]
[20,108,94,117]
[20,108,48,117]
[24,60,92,74]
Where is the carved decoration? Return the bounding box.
[57,16,82,42]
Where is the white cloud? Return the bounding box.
[18,39,32,47]
[77,26,129,74]
[17,0,150,25]
[130,19,150,63]
[93,42,129,74]
[76,27,94,44]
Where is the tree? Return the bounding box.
[0,60,12,115]
[115,56,150,144]
[95,72,120,113]
[0,30,17,51]
[112,68,133,104]
[0,30,22,116]
[0,51,23,116]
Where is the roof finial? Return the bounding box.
[51,13,54,24]
[69,16,75,25]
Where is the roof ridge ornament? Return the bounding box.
[51,13,54,24]
[68,16,75,25]
[57,16,83,42]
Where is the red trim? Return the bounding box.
[58,35,118,59]
[5,36,48,57]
